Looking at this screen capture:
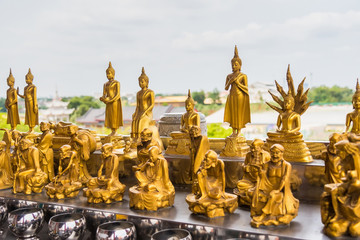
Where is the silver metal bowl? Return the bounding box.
[128,217,162,240]
[7,199,39,212]
[43,204,78,222]
[8,208,44,239]
[82,209,118,234]
[96,221,136,240]
[48,213,86,240]
[151,229,192,240]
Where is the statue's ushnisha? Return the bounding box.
[265,65,313,162]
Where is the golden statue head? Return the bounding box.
[67,125,79,136]
[25,68,34,83]
[140,128,153,142]
[19,138,32,151]
[60,144,72,158]
[106,61,115,80]
[40,122,51,132]
[101,143,113,158]
[250,139,264,154]
[204,150,218,169]
[138,67,149,89]
[231,45,242,72]
[352,79,360,109]
[283,93,295,111]
[270,144,284,162]
[7,69,15,86]
[185,89,195,112]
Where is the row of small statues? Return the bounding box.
[2,45,360,237]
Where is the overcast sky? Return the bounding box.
[0,0,359,98]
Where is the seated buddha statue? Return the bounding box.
[129,146,175,211]
[186,150,238,218]
[84,143,126,203]
[266,65,312,162]
[250,144,299,228]
[13,139,47,194]
[235,139,270,206]
[45,145,82,199]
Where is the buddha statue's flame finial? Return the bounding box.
[139,67,149,82]
[231,45,242,66]
[106,61,115,76]
[356,78,360,93]
[7,68,15,82]
[26,68,34,81]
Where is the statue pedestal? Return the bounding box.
[102,135,125,149]
[84,186,125,204]
[45,181,82,199]
[129,186,175,211]
[265,133,313,162]
[185,193,238,218]
[165,136,191,156]
[220,136,249,157]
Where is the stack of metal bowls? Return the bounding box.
[8,208,44,239]
[96,221,136,240]
[48,213,86,240]
[151,229,192,240]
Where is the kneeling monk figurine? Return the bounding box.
[186,150,238,218]
[84,143,125,203]
[129,146,175,211]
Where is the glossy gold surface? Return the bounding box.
[346,79,360,134]
[131,67,155,140]
[321,170,360,237]
[5,69,20,130]
[250,144,299,227]
[84,143,125,203]
[235,139,270,206]
[37,122,54,182]
[13,139,47,194]
[45,144,82,199]
[266,65,313,162]
[224,45,251,137]
[100,62,123,136]
[166,90,200,156]
[129,146,175,211]
[0,141,13,189]
[17,68,38,133]
[186,150,238,218]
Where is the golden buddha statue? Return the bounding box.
[45,145,82,199]
[84,143,126,203]
[68,125,97,185]
[346,80,360,136]
[265,65,313,162]
[135,128,161,166]
[129,146,175,211]
[186,150,238,218]
[221,46,250,157]
[5,69,20,130]
[17,68,38,133]
[100,62,123,136]
[131,67,155,140]
[166,90,200,155]
[321,170,360,237]
[0,141,13,189]
[250,144,299,228]
[318,133,344,184]
[13,139,47,194]
[234,139,270,206]
[37,122,54,182]
[189,126,210,182]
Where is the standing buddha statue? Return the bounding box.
[5,69,20,130]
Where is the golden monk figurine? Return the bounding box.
[129,146,175,211]
[13,139,47,194]
[166,90,200,155]
[100,62,123,136]
[0,141,13,189]
[186,150,238,218]
[17,68,38,133]
[136,128,161,166]
[321,170,360,237]
[5,69,20,130]
[235,139,270,206]
[189,126,210,182]
[221,45,250,157]
[84,143,126,203]
[131,67,155,140]
[68,125,97,185]
[37,122,54,182]
[250,144,299,228]
[266,65,313,162]
[45,145,82,199]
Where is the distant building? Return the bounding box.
[248,82,277,103]
[39,92,74,122]
[76,105,176,128]
[154,96,187,107]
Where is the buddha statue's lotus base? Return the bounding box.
[129,186,175,211]
[220,136,249,158]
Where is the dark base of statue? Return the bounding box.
[185,193,238,218]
